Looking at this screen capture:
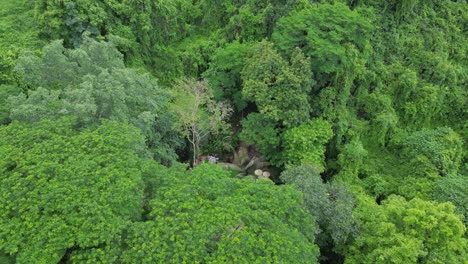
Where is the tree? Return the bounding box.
[3,0,468,262]
[345,195,468,263]
[34,0,201,84]
[337,139,368,177]
[281,165,359,257]
[0,117,321,263]
[70,164,320,263]
[0,118,147,263]
[282,119,333,171]
[238,41,316,166]
[362,93,398,147]
[171,78,232,165]
[242,40,313,128]
[0,0,44,84]
[202,41,251,111]
[434,174,468,228]
[9,39,181,165]
[221,0,299,42]
[272,3,373,86]
[0,85,20,125]
[239,113,282,165]
[401,127,463,177]
[271,3,373,157]
[9,87,65,123]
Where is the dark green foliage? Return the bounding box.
[333,116,464,202]
[361,93,398,147]
[271,2,374,158]
[221,0,300,41]
[239,41,316,166]
[239,113,282,165]
[203,41,251,111]
[35,0,200,84]
[0,252,14,264]
[34,0,301,84]
[35,0,195,48]
[0,118,147,263]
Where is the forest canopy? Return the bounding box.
[0,0,467,263]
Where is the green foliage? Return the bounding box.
[35,0,196,47]
[0,118,147,263]
[33,0,305,85]
[239,40,317,166]
[176,34,220,78]
[203,41,251,111]
[272,3,373,82]
[0,0,44,84]
[0,252,14,264]
[2,0,468,262]
[0,118,320,263]
[35,0,199,83]
[9,87,64,123]
[9,39,181,165]
[14,39,123,90]
[242,40,313,127]
[283,119,333,171]
[434,174,468,228]
[362,93,399,147]
[280,165,327,224]
[239,113,282,165]
[337,139,368,177]
[281,165,359,255]
[170,77,232,165]
[224,0,300,41]
[270,3,375,159]
[0,85,20,125]
[395,175,435,201]
[362,0,468,130]
[401,127,463,176]
[346,195,468,263]
[70,164,320,263]
[342,124,464,203]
